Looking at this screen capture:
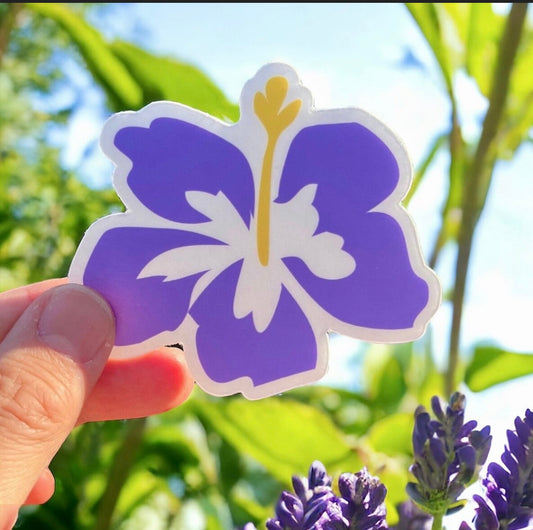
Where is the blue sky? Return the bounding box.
[77,4,533,352]
[64,2,532,492]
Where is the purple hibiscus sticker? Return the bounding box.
[69,63,441,399]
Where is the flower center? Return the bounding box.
[253,76,301,266]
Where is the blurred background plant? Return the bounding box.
[1,2,532,529]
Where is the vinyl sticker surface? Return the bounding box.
[69,63,441,399]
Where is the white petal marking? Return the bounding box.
[299,232,355,279]
[233,251,283,333]
[138,245,239,282]
[185,190,249,248]
[272,184,355,280]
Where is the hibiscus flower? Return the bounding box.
[69,63,441,399]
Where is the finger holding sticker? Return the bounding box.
[0,279,193,522]
[69,63,441,400]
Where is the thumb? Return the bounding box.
[0,283,115,507]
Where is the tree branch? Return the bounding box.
[446,2,529,396]
[93,418,147,530]
[0,3,23,66]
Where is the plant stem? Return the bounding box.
[431,512,444,530]
[445,2,528,397]
[0,3,23,65]
[93,417,147,530]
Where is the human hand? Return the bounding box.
[0,279,194,528]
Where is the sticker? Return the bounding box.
[69,63,441,399]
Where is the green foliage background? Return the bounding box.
[1,3,532,529]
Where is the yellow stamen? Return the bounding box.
[254,77,301,266]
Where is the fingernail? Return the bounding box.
[38,284,115,364]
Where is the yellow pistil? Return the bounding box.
[254,76,301,266]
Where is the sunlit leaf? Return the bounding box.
[465,344,533,391]
[365,413,413,456]
[194,397,361,485]
[115,470,171,520]
[405,3,459,92]
[26,3,143,110]
[138,423,202,472]
[364,345,407,407]
[499,30,533,158]
[285,385,373,436]
[228,492,271,529]
[110,40,239,121]
[464,3,503,96]
[404,132,447,205]
[377,459,411,526]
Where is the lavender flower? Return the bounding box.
[463,409,533,530]
[390,500,432,529]
[406,392,492,520]
[337,468,388,530]
[246,460,388,529]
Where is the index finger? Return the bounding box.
[0,279,195,423]
[0,278,68,342]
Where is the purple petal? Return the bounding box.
[282,216,429,329]
[461,420,478,438]
[406,482,427,507]
[276,123,430,330]
[277,123,398,216]
[429,438,447,467]
[266,520,284,530]
[338,473,357,504]
[431,396,445,421]
[413,411,431,455]
[487,463,511,491]
[368,483,387,512]
[514,417,530,445]
[506,429,526,466]
[276,492,304,526]
[308,461,331,489]
[484,480,509,519]
[501,448,519,476]
[472,495,499,530]
[114,117,254,225]
[470,426,492,465]
[189,262,317,386]
[451,409,465,436]
[292,475,310,503]
[457,445,476,481]
[83,226,221,345]
[304,495,340,528]
[509,514,533,530]
[524,409,533,428]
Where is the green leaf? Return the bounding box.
[110,40,239,121]
[26,3,143,110]
[114,469,169,521]
[463,4,533,161]
[376,459,411,526]
[465,344,533,391]
[218,439,244,495]
[137,423,201,473]
[26,4,239,120]
[285,385,373,436]
[194,396,361,485]
[404,132,447,205]
[405,3,458,93]
[464,3,503,97]
[498,28,533,158]
[364,345,407,407]
[227,491,271,529]
[366,413,413,457]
